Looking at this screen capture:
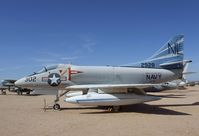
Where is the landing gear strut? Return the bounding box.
[1,90,6,95]
[52,90,69,110]
[17,89,23,95]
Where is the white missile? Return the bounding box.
[65,92,161,106]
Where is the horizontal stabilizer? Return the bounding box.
[160,61,183,70]
[183,72,196,75]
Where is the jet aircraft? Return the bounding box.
[0,79,16,95]
[15,35,185,111]
[0,79,32,95]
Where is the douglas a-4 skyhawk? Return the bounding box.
[15,35,186,112]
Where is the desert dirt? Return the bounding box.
[0,86,199,136]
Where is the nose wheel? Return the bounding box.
[52,90,69,110]
[53,104,61,110]
[43,90,69,111]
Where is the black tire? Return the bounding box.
[26,91,30,95]
[53,104,61,110]
[112,106,121,112]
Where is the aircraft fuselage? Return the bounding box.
[15,64,181,91]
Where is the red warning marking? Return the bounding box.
[68,66,83,81]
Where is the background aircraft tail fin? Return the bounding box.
[183,60,192,75]
[182,60,196,81]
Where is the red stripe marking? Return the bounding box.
[68,66,83,81]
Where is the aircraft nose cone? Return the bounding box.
[15,78,25,87]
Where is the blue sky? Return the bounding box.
[0,0,199,81]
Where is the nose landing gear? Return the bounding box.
[52,92,62,110]
[53,103,61,110]
[43,90,69,111]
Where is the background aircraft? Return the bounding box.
[0,79,32,95]
[15,35,185,111]
[1,79,17,95]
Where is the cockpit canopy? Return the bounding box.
[29,64,67,76]
[36,65,59,74]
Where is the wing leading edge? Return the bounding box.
[66,84,159,90]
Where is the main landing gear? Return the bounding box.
[107,106,121,112]
[1,90,6,95]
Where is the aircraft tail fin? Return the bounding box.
[182,60,196,81]
[149,35,184,60]
[122,35,184,70]
[148,35,184,70]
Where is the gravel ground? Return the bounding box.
[0,86,199,136]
